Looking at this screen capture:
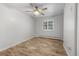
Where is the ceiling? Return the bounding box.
[4,3,65,17]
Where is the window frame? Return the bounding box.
[42,20,54,31]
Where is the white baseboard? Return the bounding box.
[0,35,34,51]
[63,44,70,56]
[35,35,62,40]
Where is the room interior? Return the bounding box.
[0,3,78,56]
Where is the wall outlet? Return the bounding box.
[67,47,71,53]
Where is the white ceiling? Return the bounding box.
[4,3,65,17]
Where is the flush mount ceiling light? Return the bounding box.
[26,3,47,16]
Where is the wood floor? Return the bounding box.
[0,37,67,56]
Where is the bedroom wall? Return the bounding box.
[0,4,35,51]
[35,15,63,39]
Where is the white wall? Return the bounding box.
[35,15,63,39]
[0,4,35,51]
[63,3,76,56]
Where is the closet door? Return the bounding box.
[63,3,76,56]
[77,4,79,56]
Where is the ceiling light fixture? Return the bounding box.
[26,3,47,16]
[34,11,40,16]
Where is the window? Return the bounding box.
[43,20,54,31]
[43,21,47,30]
